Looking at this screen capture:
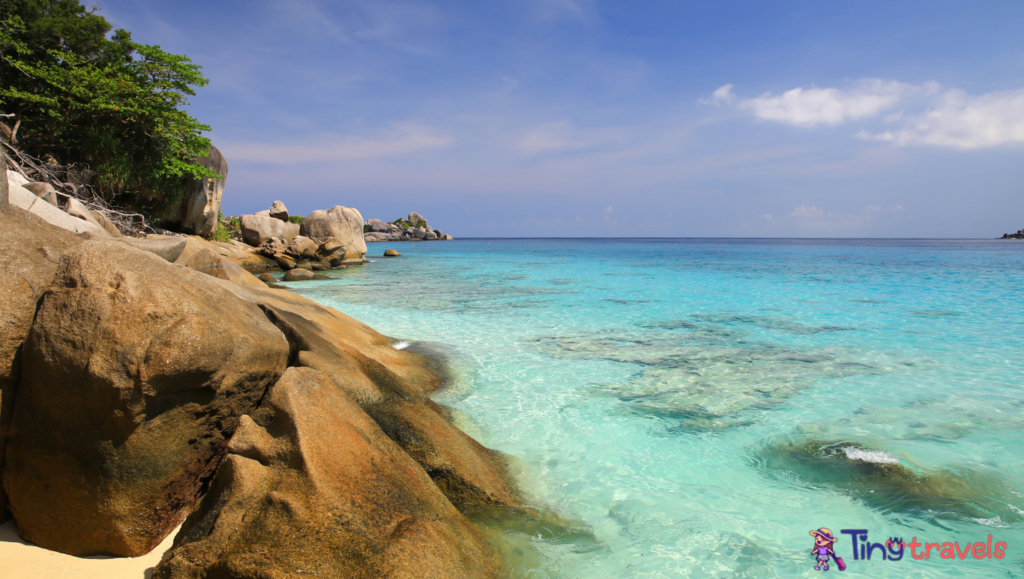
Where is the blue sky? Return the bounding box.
[100,0,1023,237]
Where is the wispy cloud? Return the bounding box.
[862,88,1024,149]
[790,205,824,218]
[223,123,452,163]
[711,80,1024,149]
[720,80,918,127]
[515,121,595,154]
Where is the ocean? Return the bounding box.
[286,238,1024,578]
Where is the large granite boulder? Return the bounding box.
[300,205,367,259]
[286,235,318,259]
[240,214,300,246]
[221,284,520,511]
[184,247,266,288]
[3,240,290,556]
[172,145,228,238]
[0,207,83,524]
[174,235,277,273]
[408,212,426,226]
[268,200,288,222]
[153,367,501,579]
[122,235,188,262]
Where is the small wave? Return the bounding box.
[843,447,899,464]
[392,341,410,350]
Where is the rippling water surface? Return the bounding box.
[287,238,1024,578]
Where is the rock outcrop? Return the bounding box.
[153,368,500,579]
[385,248,401,257]
[999,228,1024,239]
[240,214,300,246]
[170,145,228,238]
[0,207,84,524]
[300,205,367,259]
[0,203,520,577]
[364,212,454,242]
[4,240,290,556]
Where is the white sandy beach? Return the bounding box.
[0,520,179,579]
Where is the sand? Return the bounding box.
[0,520,180,579]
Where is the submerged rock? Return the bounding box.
[753,436,1024,524]
[4,240,290,556]
[385,248,401,257]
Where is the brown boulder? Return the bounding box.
[219,283,519,511]
[154,367,501,579]
[268,200,288,222]
[3,240,290,556]
[285,235,318,259]
[385,248,401,257]
[282,267,330,281]
[122,235,187,262]
[184,247,266,288]
[0,207,82,523]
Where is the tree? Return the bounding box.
[0,0,217,214]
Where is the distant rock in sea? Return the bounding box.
[998,228,1023,239]
[364,212,453,242]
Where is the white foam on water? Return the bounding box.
[843,447,899,464]
[392,341,410,350]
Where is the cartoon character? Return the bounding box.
[810,528,845,571]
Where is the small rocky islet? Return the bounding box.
[0,154,545,578]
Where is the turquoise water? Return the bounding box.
[287,239,1024,578]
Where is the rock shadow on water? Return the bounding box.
[751,436,1024,526]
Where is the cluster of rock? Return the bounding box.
[998,228,1023,239]
[239,201,369,271]
[365,212,454,241]
[0,189,520,577]
[6,170,125,238]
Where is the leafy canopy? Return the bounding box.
[0,0,217,211]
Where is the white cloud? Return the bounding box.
[715,79,1024,149]
[223,123,452,164]
[791,205,824,218]
[737,80,913,127]
[863,88,1024,149]
[704,84,736,106]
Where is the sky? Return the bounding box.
[98,0,1023,237]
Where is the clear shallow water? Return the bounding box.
[287,239,1024,578]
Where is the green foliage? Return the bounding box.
[362,224,370,233]
[414,218,425,228]
[211,222,231,243]
[0,1,217,213]
[288,215,305,225]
